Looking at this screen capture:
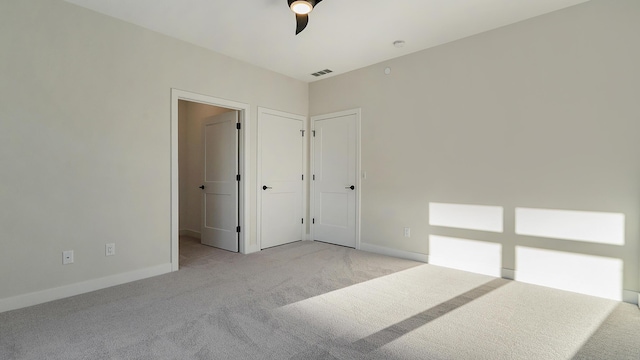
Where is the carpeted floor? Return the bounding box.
[1,237,639,359]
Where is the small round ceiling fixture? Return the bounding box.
[290,1,313,14]
[393,40,406,48]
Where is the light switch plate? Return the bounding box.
[106,243,115,256]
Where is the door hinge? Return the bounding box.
[313,174,315,181]
[302,218,304,224]
[312,218,315,224]
[236,123,241,130]
[302,174,304,180]
[301,129,305,137]
[236,174,241,181]
[236,226,241,233]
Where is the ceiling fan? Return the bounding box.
[288,0,324,35]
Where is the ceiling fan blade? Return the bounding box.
[289,0,321,7]
[295,13,309,35]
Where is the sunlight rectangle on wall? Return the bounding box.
[429,235,502,277]
[515,208,625,245]
[429,203,503,232]
[515,246,623,300]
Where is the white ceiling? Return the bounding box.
[65,0,590,82]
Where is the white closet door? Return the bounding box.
[312,112,357,248]
[258,109,305,249]
[201,111,238,252]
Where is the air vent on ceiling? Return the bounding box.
[311,69,333,77]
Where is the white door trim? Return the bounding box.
[171,89,251,271]
[256,107,307,250]
[310,108,361,249]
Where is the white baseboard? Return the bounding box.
[501,268,515,280]
[0,263,172,314]
[359,242,428,263]
[622,290,639,305]
[179,229,201,239]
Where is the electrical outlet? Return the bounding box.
[404,227,411,238]
[62,250,74,265]
[105,243,115,256]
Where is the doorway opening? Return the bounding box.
[171,89,251,271]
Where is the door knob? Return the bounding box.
[263,185,273,190]
[345,185,355,190]
[199,185,205,189]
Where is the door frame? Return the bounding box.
[256,107,307,249]
[310,108,362,249]
[171,89,251,271]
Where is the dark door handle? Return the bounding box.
[199,185,205,189]
[263,185,272,190]
[345,185,355,190]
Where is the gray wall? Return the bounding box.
[0,0,307,301]
[310,0,640,292]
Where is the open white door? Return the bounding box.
[201,111,239,252]
[258,108,305,249]
[312,110,359,248]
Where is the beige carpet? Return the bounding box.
[1,237,639,359]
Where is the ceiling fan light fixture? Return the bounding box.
[290,1,313,15]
